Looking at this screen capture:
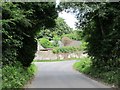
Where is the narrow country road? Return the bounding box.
[25,60,111,88]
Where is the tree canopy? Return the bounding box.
[59,2,120,70]
[2,2,58,67]
[37,17,72,40]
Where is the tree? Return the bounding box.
[59,2,120,87]
[54,17,72,36]
[2,2,58,67]
[59,2,120,69]
[62,30,82,40]
[79,2,120,69]
[37,17,72,40]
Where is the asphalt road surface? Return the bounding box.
[25,60,111,88]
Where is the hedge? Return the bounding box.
[52,46,82,54]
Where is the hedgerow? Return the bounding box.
[2,62,36,89]
[74,57,119,87]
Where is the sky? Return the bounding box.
[58,11,78,29]
[56,0,78,29]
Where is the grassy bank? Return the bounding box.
[73,57,119,88]
[2,62,37,89]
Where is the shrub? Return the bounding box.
[2,61,36,89]
[74,57,119,87]
[52,35,60,47]
[52,46,82,54]
[62,30,82,41]
[73,57,92,74]
[39,38,53,48]
[80,40,88,51]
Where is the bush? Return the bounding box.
[62,30,83,41]
[73,57,92,74]
[80,40,88,51]
[2,61,36,89]
[52,46,82,54]
[52,35,60,47]
[39,38,53,48]
[74,57,119,87]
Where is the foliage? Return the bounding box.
[74,57,119,87]
[54,17,72,36]
[60,2,120,66]
[52,46,82,54]
[37,29,53,40]
[2,2,25,66]
[17,37,37,67]
[74,57,92,74]
[2,62,36,89]
[2,2,58,67]
[62,33,78,41]
[62,30,82,40]
[37,17,72,40]
[39,38,53,48]
[80,40,88,51]
[79,2,120,70]
[60,2,120,87]
[52,35,60,47]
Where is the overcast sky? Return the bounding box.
[58,11,78,29]
[56,0,78,29]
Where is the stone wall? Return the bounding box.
[34,50,87,60]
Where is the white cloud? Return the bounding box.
[59,11,78,29]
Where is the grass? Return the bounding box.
[2,61,37,89]
[33,58,81,62]
[73,57,92,74]
[33,59,65,62]
[73,57,119,88]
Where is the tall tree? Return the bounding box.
[59,2,120,69]
[2,2,58,67]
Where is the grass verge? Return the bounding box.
[2,62,37,89]
[33,58,81,62]
[73,57,119,88]
[33,59,65,62]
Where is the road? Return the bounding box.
[25,60,111,88]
